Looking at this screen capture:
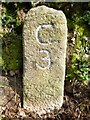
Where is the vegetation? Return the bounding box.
[2,2,89,82]
[66,10,90,83]
[1,2,90,120]
[2,33,22,72]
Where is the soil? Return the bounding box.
[1,75,90,120]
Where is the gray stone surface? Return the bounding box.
[23,5,67,115]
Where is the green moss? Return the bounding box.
[2,32,23,72]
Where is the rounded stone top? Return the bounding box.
[24,5,67,24]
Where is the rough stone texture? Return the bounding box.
[23,5,67,115]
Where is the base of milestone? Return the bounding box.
[24,96,63,116]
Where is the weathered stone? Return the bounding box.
[23,5,67,115]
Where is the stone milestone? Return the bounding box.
[23,5,67,115]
